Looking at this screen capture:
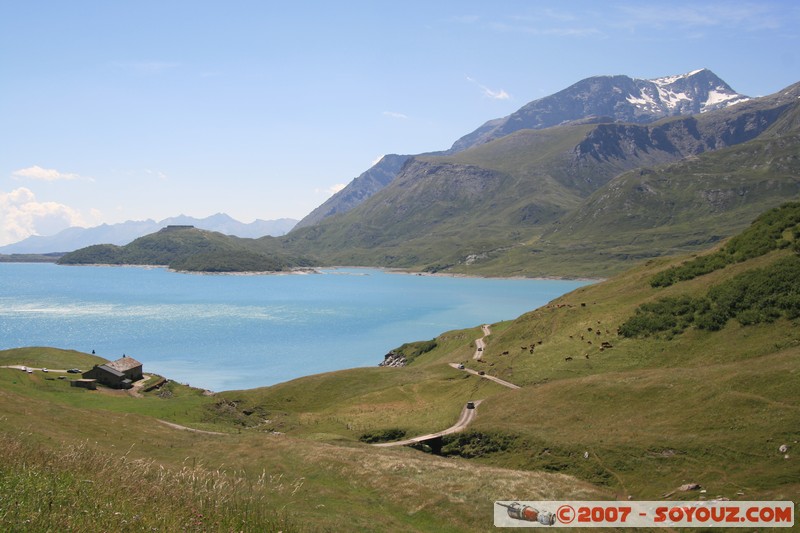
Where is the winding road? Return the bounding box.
[372,400,484,447]
[448,362,520,390]
[374,324,522,447]
[473,324,492,360]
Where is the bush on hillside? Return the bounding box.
[391,340,438,365]
[622,255,800,338]
[440,431,518,458]
[359,428,407,443]
[618,296,711,338]
[650,202,800,288]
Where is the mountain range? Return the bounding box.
[7,68,799,531]
[448,68,750,152]
[60,68,800,276]
[0,213,297,254]
[281,69,799,277]
[294,69,753,229]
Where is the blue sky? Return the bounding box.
[1,1,798,245]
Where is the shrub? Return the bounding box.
[391,340,438,365]
[650,202,800,287]
[440,431,518,458]
[618,296,708,337]
[625,255,800,337]
[359,428,407,443]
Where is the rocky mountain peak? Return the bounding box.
[636,68,749,115]
[449,69,749,153]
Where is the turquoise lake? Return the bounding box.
[0,263,592,391]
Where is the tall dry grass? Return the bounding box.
[0,433,296,532]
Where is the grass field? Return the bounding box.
[0,362,605,531]
[2,207,799,530]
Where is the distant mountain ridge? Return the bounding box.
[57,72,800,277]
[279,78,800,277]
[0,214,297,254]
[57,225,314,273]
[296,69,750,230]
[294,154,411,229]
[449,68,749,152]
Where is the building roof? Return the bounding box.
[96,364,125,378]
[106,356,142,372]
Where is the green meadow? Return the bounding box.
[2,204,799,531]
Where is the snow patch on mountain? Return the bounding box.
[704,89,749,109]
[655,86,692,110]
[450,69,750,153]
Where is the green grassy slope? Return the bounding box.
[440,133,800,277]
[58,226,315,273]
[3,205,799,530]
[545,133,800,253]
[227,204,800,502]
[0,348,605,532]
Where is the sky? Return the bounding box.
[1,1,799,246]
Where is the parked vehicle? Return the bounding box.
[67,368,81,374]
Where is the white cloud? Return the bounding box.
[615,3,781,31]
[0,187,97,246]
[371,155,385,166]
[382,111,408,119]
[466,77,511,100]
[12,165,92,182]
[478,8,602,37]
[452,15,480,24]
[145,169,168,180]
[488,20,601,37]
[483,87,511,100]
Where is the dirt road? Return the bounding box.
[448,362,520,390]
[473,324,491,360]
[157,419,226,436]
[373,400,484,447]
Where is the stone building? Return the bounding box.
[82,356,143,389]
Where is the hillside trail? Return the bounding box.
[157,419,226,436]
[465,324,521,389]
[372,400,484,448]
[126,374,151,398]
[374,324,522,448]
[448,363,520,390]
[473,324,492,360]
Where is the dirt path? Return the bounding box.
[448,362,521,390]
[463,324,521,389]
[473,324,491,360]
[157,419,226,436]
[127,374,152,398]
[2,365,69,373]
[373,400,484,447]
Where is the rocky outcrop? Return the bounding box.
[378,351,406,367]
